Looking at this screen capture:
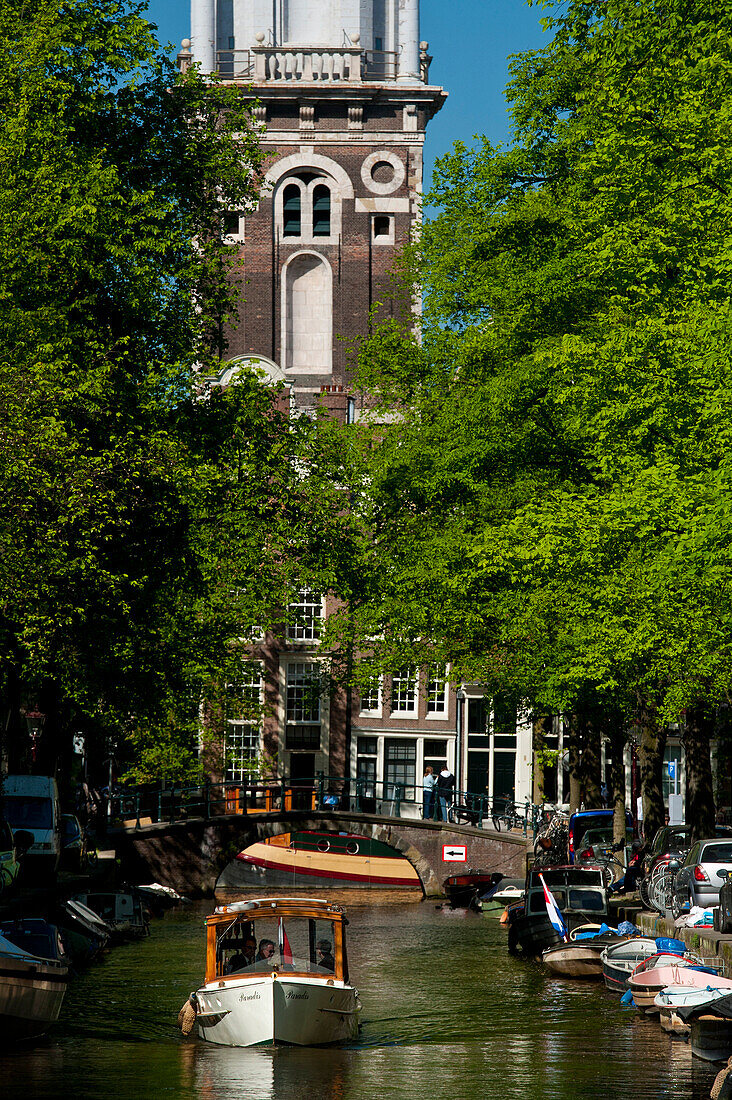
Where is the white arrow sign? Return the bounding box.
[442,844,467,862]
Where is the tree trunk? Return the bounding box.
[608,727,628,862]
[567,714,582,813]
[581,717,601,809]
[685,703,715,845]
[636,695,666,842]
[532,713,552,803]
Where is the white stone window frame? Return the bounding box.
[361,149,406,196]
[371,213,395,246]
[222,212,245,245]
[223,661,264,784]
[359,676,382,717]
[281,249,334,377]
[287,586,324,643]
[390,667,419,717]
[425,664,448,718]
[275,174,341,245]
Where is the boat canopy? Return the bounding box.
[205,898,349,985]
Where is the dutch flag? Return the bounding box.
[539,873,569,941]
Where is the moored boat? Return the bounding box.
[629,956,732,1013]
[654,985,729,1035]
[543,940,607,978]
[0,920,69,1040]
[56,899,112,965]
[186,897,360,1047]
[601,937,664,992]
[480,878,524,916]
[227,831,421,890]
[444,871,502,910]
[72,890,149,941]
[676,994,732,1061]
[507,866,610,956]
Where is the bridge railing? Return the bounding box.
[110,776,545,838]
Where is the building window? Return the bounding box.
[277,174,337,242]
[283,183,302,236]
[356,736,378,802]
[391,667,417,714]
[285,663,321,750]
[312,185,331,236]
[385,738,416,798]
[287,587,322,641]
[424,739,448,774]
[372,214,394,245]
[426,665,447,714]
[359,677,381,714]
[224,664,263,783]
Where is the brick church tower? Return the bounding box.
[186,0,445,419]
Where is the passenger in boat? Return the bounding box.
[225,936,257,973]
[316,939,335,972]
[256,939,276,963]
[423,766,437,819]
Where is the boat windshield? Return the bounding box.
[218,916,339,978]
[4,796,53,830]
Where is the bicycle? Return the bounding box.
[648,859,680,915]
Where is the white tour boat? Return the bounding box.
[186,897,359,1047]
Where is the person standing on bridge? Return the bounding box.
[423,766,437,819]
[437,766,455,822]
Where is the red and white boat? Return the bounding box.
[226,831,421,890]
[629,955,732,1012]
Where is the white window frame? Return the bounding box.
[426,664,448,717]
[285,661,322,750]
[390,667,418,717]
[287,587,323,643]
[371,213,395,246]
[359,676,382,716]
[223,662,264,783]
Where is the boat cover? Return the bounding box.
[0,932,43,960]
[677,993,732,1023]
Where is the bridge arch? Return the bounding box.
[118,811,527,899]
[217,819,436,895]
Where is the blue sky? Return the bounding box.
[145,0,550,190]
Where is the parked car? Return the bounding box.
[2,775,62,875]
[642,824,692,880]
[567,808,634,863]
[0,819,23,894]
[60,814,87,872]
[672,838,732,915]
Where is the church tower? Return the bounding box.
[186,0,445,418]
[185,2,464,801]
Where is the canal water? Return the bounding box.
[0,895,721,1099]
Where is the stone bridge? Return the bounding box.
[112,810,529,898]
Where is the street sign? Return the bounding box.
[668,761,676,780]
[442,844,467,862]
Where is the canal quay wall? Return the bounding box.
[637,910,732,974]
[112,813,531,898]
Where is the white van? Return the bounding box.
[2,775,61,873]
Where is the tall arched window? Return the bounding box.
[312,185,331,236]
[282,184,301,237]
[284,253,332,374]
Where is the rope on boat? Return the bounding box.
[711,1055,732,1100]
[177,994,197,1036]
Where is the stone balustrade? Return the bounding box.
[252,44,364,83]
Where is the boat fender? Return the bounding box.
[711,1055,732,1100]
[620,989,634,1007]
[178,993,197,1036]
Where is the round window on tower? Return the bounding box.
[361,150,405,195]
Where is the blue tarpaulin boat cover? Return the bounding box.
[655,937,686,954]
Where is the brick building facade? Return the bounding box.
[186,0,533,812]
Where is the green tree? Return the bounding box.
[338,0,732,839]
[0,0,350,781]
